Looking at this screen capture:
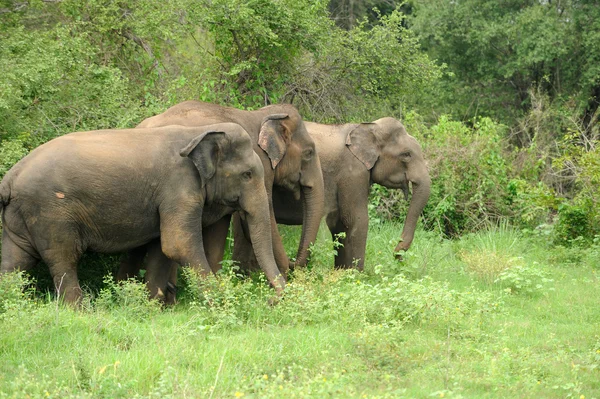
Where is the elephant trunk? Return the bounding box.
[294,158,325,268]
[243,188,286,295]
[394,173,431,256]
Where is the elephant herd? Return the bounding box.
[0,100,431,305]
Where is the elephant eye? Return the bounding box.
[400,151,411,158]
[302,148,314,160]
[242,170,252,181]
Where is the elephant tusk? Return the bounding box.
[402,181,410,201]
[401,173,410,201]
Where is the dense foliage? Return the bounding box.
[1,0,600,252]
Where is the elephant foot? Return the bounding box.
[267,289,285,306]
[164,282,177,305]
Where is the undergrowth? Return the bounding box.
[0,224,598,398]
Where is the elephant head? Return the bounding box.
[346,117,431,255]
[181,123,285,292]
[258,109,324,267]
[180,124,265,208]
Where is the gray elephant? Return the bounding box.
[118,101,324,282]
[237,117,431,270]
[0,123,285,304]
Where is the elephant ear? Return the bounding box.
[180,130,228,181]
[258,113,292,169]
[345,123,379,170]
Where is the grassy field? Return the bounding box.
[0,222,599,398]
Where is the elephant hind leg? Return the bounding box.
[38,237,84,305]
[43,256,83,305]
[1,229,38,273]
[116,244,149,281]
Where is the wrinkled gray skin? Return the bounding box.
[269,117,431,270]
[119,101,324,287]
[0,124,285,304]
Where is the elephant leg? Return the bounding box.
[116,245,148,281]
[0,229,38,273]
[159,207,212,276]
[267,199,291,276]
[40,247,83,305]
[328,219,350,270]
[144,240,178,304]
[203,214,232,273]
[232,212,260,273]
[332,205,369,271]
[165,262,178,305]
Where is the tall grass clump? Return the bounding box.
[457,224,554,295]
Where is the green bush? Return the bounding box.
[0,25,144,140]
[0,138,28,180]
[0,271,36,316]
[494,264,554,295]
[180,265,273,329]
[95,276,162,319]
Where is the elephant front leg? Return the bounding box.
[144,240,178,304]
[331,206,369,271]
[203,214,232,273]
[159,206,212,277]
[232,212,260,272]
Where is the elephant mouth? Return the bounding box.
[220,197,241,209]
[275,181,302,201]
[388,173,413,200]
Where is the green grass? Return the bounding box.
[1,223,599,398]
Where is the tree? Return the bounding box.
[407,0,600,129]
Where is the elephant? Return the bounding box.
[0,123,285,305]
[117,100,324,287]
[236,117,431,270]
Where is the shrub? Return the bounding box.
[0,25,144,139]
[180,265,272,329]
[0,271,36,316]
[0,139,28,179]
[460,250,521,286]
[494,264,554,295]
[95,276,161,319]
